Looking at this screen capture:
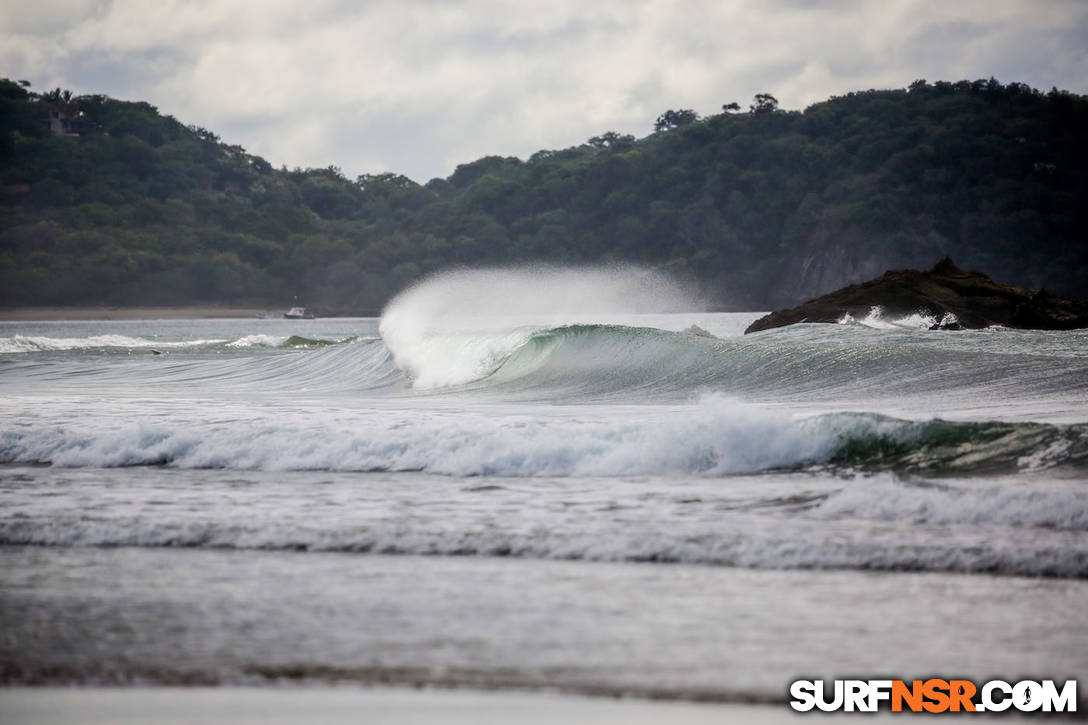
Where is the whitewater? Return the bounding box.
[1,267,1086,707]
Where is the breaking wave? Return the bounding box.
[369,319,1085,405]
[378,265,703,388]
[225,334,360,348]
[2,397,1085,476]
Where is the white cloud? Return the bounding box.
[2,0,1086,181]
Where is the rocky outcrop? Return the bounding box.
[744,258,1088,334]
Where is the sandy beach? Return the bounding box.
[0,687,776,725]
[0,306,276,321]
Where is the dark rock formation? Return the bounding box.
[744,258,1088,334]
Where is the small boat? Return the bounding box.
[284,306,315,320]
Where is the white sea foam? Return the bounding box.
[379,266,701,387]
[225,334,289,348]
[0,333,359,353]
[3,470,1086,576]
[837,306,954,330]
[814,476,1088,530]
[2,515,1084,569]
[3,396,1080,477]
[0,334,225,353]
[0,397,838,475]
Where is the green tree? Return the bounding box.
[0,78,1085,312]
[750,93,779,113]
[587,132,635,150]
[653,109,699,132]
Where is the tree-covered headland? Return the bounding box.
[1,77,1085,313]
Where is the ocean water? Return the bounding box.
[2,271,1087,705]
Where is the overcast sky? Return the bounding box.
[3,0,1086,182]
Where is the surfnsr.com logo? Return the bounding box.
[789,679,1077,713]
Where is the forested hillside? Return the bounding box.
[1,77,1085,312]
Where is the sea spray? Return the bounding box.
[378,265,702,387]
[836,306,960,330]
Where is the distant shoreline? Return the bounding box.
[0,306,274,321]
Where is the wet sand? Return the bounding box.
[0,687,781,725]
[0,687,1043,724]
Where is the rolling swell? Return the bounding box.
[0,333,361,354]
[2,467,1087,577]
[0,336,403,394]
[3,515,1086,577]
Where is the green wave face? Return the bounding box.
[480,323,730,397]
[823,415,1088,475]
[449,321,1087,412]
[282,335,359,348]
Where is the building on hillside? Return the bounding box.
[47,109,95,137]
